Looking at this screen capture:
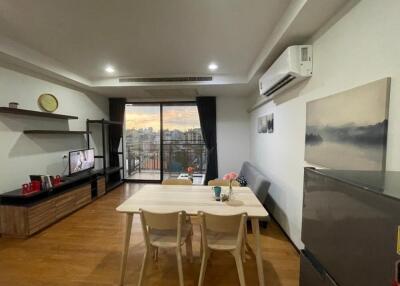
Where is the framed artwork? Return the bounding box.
[305,78,390,171]
[258,113,273,133]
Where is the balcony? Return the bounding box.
[126,140,207,181]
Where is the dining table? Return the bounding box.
[116,184,269,286]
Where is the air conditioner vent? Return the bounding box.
[263,74,296,97]
[119,76,213,83]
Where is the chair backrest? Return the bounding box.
[208,179,240,187]
[162,178,192,185]
[140,209,185,230]
[199,212,247,248]
[140,209,186,247]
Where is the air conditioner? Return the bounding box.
[259,45,312,98]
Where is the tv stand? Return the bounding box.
[0,171,107,237]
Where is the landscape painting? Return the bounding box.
[305,78,390,171]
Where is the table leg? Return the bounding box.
[251,218,265,286]
[119,213,133,286]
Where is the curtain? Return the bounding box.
[109,98,126,181]
[196,97,218,184]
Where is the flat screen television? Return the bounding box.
[69,148,95,176]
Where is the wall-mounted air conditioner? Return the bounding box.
[259,45,312,99]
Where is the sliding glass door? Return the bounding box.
[125,104,161,181]
[162,104,206,183]
[124,102,206,183]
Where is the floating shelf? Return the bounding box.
[0,107,78,120]
[23,130,90,135]
[87,119,122,125]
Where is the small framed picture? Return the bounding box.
[257,113,274,133]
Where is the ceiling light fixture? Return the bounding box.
[208,62,218,71]
[105,65,115,74]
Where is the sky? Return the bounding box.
[125,105,200,131]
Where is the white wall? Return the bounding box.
[0,66,109,194]
[249,0,400,249]
[217,96,250,176]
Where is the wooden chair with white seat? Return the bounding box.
[138,209,193,286]
[162,178,193,185]
[197,211,247,286]
[208,179,240,187]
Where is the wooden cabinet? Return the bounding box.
[97,177,106,197]
[0,183,92,237]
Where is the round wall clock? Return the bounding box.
[38,93,58,112]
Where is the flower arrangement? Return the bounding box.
[223,172,238,200]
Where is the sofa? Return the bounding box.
[239,161,271,207]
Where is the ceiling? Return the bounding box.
[0,0,352,98]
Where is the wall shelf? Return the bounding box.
[23,130,90,135]
[0,107,78,120]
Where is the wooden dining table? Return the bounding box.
[116,184,269,286]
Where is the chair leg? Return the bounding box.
[152,246,158,262]
[198,250,209,286]
[138,249,150,286]
[176,247,184,286]
[232,251,246,286]
[186,235,193,263]
[242,239,246,263]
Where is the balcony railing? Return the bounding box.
[126,140,207,178]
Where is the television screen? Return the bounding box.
[69,149,95,175]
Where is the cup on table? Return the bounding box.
[212,186,222,200]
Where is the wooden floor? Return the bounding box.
[0,184,299,286]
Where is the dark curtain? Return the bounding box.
[196,97,218,184]
[109,98,126,181]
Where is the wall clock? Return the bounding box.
[38,93,58,112]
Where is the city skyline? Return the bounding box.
[125,105,200,131]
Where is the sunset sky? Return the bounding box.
[125,105,200,131]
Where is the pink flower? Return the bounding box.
[223,172,238,180]
[187,167,194,174]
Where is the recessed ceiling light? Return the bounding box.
[208,62,218,71]
[105,65,115,74]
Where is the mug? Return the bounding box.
[212,186,222,200]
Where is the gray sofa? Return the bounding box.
[239,161,271,207]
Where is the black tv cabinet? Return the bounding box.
[0,171,107,237]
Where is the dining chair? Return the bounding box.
[197,211,247,286]
[139,209,193,286]
[208,179,240,187]
[162,178,193,185]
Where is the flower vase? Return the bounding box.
[228,180,233,200]
[188,173,193,182]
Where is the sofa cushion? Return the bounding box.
[236,176,248,187]
[239,161,270,206]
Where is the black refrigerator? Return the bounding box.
[301,167,400,286]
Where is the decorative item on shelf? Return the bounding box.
[51,175,62,186]
[187,166,194,182]
[223,172,238,201]
[29,175,53,191]
[21,180,41,195]
[8,102,19,108]
[38,93,58,112]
